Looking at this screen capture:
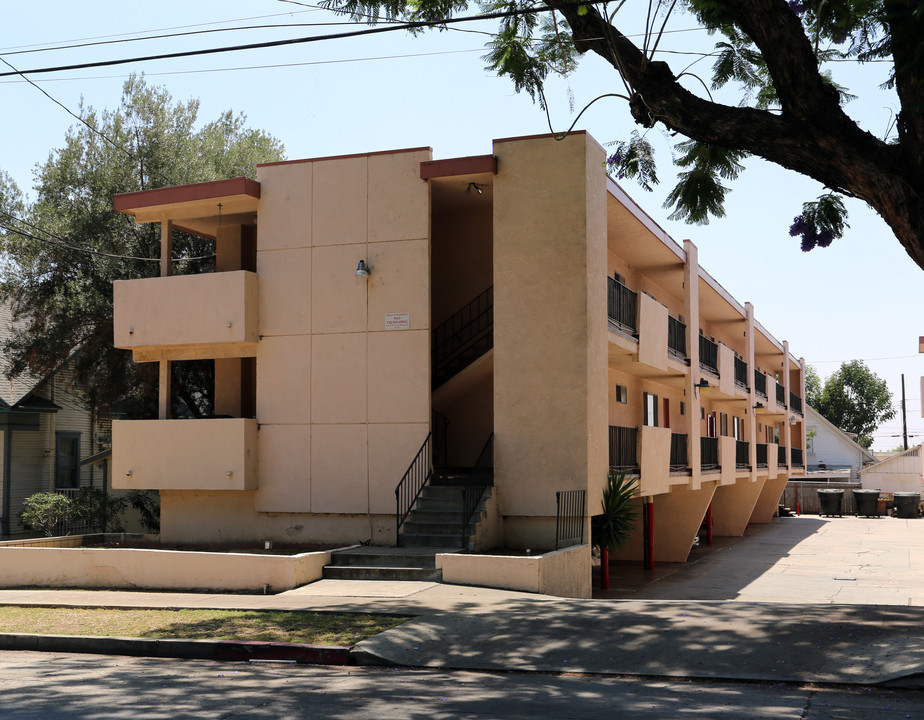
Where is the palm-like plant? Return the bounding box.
[592,469,639,590]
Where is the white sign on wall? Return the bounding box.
[385,312,410,330]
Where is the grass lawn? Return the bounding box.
[0,607,408,645]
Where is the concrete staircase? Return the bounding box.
[323,545,460,582]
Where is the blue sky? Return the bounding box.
[2,1,922,450]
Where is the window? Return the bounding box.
[614,384,627,404]
[680,401,686,416]
[643,392,659,427]
[55,432,81,489]
[733,417,744,441]
[720,412,728,437]
[807,428,816,453]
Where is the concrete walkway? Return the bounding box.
[1,516,923,687]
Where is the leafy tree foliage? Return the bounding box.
[0,77,285,417]
[324,0,924,268]
[813,360,894,448]
[20,493,73,536]
[804,364,823,408]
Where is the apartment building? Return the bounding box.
[110,131,805,571]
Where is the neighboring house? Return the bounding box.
[111,132,806,592]
[804,405,876,480]
[0,305,111,537]
[858,445,924,495]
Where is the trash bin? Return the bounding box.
[852,489,881,517]
[817,488,844,517]
[894,492,921,519]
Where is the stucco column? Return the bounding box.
[745,302,758,481]
[684,240,702,489]
[783,340,791,469]
[159,218,172,420]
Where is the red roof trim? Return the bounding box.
[419,155,497,180]
[113,177,260,214]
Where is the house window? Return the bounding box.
[807,428,815,453]
[680,401,686,416]
[643,392,659,427]
[55,432,81,489]
[615,384,627,404]
[733,417,744,440]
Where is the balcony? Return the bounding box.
[790,391,803,415]
[792,448,804,467]
[754,370,768,399]
[670,432,688,470]
[607,277,638,335]
[112,418,257,491]
[609,425,639,470]
[114,270,259,362]
[776,381,787,408]
[778,445,787,466]
[756,443,768,468]
[701,436,719,470]
[734,357,748,390]
[699,335,719,376]
[668,316,686,360]
[736,440,750,469]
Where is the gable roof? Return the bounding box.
[0,301,55,408]
[805,405,876,464]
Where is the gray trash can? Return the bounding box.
[894,492,921,519]
[817,488,844,517]
[853,489,881,517]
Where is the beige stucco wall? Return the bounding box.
[750,474,788,523]
[637,292,669,372]
[711,476,765,536]
[0,546,330,592]
[492,133,607,549]
[436,543,591,598]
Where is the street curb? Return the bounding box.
[0,633,352,665]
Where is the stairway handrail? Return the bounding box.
[395,433,432,546]
[461,433,494,547]
[432,286,494,372]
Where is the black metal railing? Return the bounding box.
[778,445,787,466]
[734,357,748,389]
[776,381,787,408]
[790,392,803,415]
[395,433,432,545]
[754,370,767,398]
[670,433,688,470]
[432,286,493,388]
[701,436,719,470]
[756,443,768,468]
[555,489,586,550]
[736,440,750,468]
[609,425,639,470]
[607,276,638,333]
[52,488,93,536]
[461,433,495,548]
[699,335,719,376]
[432,411,449,467]
[668,316,687,359]
[791,448,804,467]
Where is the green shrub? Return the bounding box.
[591,469,639,552]
[20,493,74,536]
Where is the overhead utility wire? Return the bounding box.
[0,3,592,78]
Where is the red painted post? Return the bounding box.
[645,501,655,571]
[795,482,801,516]
[600,546,610,590]
[706,503,713,545]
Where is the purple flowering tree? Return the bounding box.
[325,0,924,269]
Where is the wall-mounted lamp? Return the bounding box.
[355,259,371,277]
[754,402,765,414]
[465,182,484,196]
[693,378,710,398]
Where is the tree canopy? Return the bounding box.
[809,360,894,448]
[324,0,924,268]
[0,76,285,417]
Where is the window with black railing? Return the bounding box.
[670,432,688,470]
[699,335,719,375]
[791,448,804,467]
[756,443,768,467]
[609,425,639,469]
[734,357,748,389]
[607,276,638,334]
[701,436,719,469]
[776,381,786,407]
[668,316,687,359]
[790,392,803,415]
[736,440,749,468]
[754,370,767,398]
[778,445,787,466]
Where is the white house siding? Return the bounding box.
[805,407,874,479]
[8,415,50,534]
[859,446,924,496]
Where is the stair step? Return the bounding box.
[322,565,442,582]
[414,498,466,512]
[400,533,467,548]
[420,485,464,498]
[401,520,467,535]
[405,510,465,523]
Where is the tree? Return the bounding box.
[20,493,73,536]
[0,76,285,417]
[814,360,894,448]
[804,364,823,408]
[325,0,924,268]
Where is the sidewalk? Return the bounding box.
[1,516,923,687]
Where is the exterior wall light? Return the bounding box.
[355,259,371,277]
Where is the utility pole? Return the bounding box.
[902,373,908,451]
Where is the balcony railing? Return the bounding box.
[699,335,719,376]
[756,443,768,468]
[790,392,803,415]
[607,277,638,334]
[776,381,787,408]
[701,436,719,470]
[734,357,748,389]
[668,316,687,360]
[754,371,767,398]
[670,432,688,470]
[791,448,804,467]
[609,425,639,470]
[778,445,787,466]
[736,440,750,469]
